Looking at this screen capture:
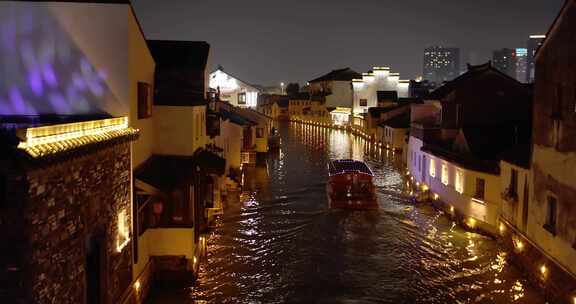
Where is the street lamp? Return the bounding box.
[280,82,285,94]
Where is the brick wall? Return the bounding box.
[20,142,133,304]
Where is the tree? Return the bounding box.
[286,83,300,97]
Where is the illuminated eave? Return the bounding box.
[16,117,139,159]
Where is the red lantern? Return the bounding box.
[153,200,164,215]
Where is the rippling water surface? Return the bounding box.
[153,122,543,304]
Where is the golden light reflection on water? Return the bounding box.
[180,123,545,304]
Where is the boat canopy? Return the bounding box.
[328,159,373,176]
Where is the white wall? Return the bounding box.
[147,228,195,258]
[352,69,410,114]
[500,161,530,231]
[424,152,500,228]
[209,70,259,108]
[0,1,131,115]
[528,145,576,275]
[153,106,207,156]
[325,81,353,108]
[128,9,155,168]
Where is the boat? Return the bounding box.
[326,159,378,210]
[268,127,281,150]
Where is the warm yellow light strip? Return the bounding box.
[389,72,400,76]
[373,67,390,70]
[17,117,128,148]
[16,117,137,158]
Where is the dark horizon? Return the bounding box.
[132,0,563,86]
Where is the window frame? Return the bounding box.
[474,178,485,200]
[238,92,247,105]
[137,82,152,119]
[544,194,558,235]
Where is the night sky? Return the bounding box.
[132,0,563,86]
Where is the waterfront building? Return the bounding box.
[0,0,158,302]
[365,102,411,139]
[308,67,361,110]
[408,62,532,234]
[423,46,461,85]
[132,40,226,299]
[526,34,546,83]
[492,48,517,78]
[288,92,312,120]
[0,116,139,304]
[377,111,411,152]
[351,67,410,114]
[257,94,289,120]
[500,1,576,301]
[209,66,261,108]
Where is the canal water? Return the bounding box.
[152,122,544,303]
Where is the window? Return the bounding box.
[238,92,246,105]
[360,99,368,107]
[455,169,464,194]
[137,82,152,119]
[544,195,557,235]
[418,155,422,172]
[116,209,130,252]
[510,169,518,195]
[474,178,485,200]
[441,163,449,185]
[429,159,436,177]
[256,127,264,138]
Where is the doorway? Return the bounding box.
[86,232,106,304]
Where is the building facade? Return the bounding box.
[408,62,533,234]
[492,48,517,78]
[526,0,576,300]
[423,46,460,85]
[351,67,410,114]
[526,35,546,83]
[209,67,261,108]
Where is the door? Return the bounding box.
[86,232,106,304]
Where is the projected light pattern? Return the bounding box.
[0,3,118,115]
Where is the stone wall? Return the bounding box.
[21,141,133,304]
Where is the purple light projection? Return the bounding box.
[0,2,116,116]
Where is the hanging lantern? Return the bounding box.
[153,200,164,215]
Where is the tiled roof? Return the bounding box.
[380,112,410,129]
[309,68,362,83]
[428,62,526,100]
[0,116,138,161]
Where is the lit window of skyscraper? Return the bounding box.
[423,46,460,86]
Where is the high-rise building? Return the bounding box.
[526,34,545,83]
[515,48,528,83]
[423,46,460,85]
[492,48,516,78]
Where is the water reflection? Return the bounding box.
[155,122,543,303]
